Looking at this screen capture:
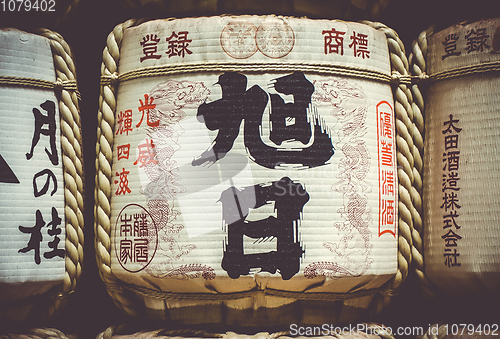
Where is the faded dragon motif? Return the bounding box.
[305,78,373,279]
[138,80,217,279]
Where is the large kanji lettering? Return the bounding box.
[220,177,309,280]
[26,100,58,166]
[192,72,334,169]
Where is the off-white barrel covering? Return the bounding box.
[95,16,415,325]
[411,18,500,296]
[0,28,84,321]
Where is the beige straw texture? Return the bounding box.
[0,28,84,319]
[94,16,417,322]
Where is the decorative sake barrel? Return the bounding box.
[116,0,390,21]
[95,16,417,325]
[0,28,84,322]
[410,18,500,297]
[96,323,395,339]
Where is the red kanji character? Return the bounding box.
[133,139,158,168]
[382,170,394,195]
[116,110,133,135]
[322,28,345,55]
[114,168,131,195]
[166,31,193,58]
[140,34,161,62]
[380,111,392,139]
[137,94,159,128]
[380,140,393,166]
[381,199,395,226]
[349,31,370,59]
[117,144,131,161]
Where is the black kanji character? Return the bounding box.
[19,209,45,265]
[26,100,58,166]
[193,72,334,169]
[220,177,309,280]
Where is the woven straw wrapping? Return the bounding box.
[0,28,84,321]
[96,323,395,339]
[409,18,500,298]
[94,16,417,325]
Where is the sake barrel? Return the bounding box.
[96,323,395,339]
[0,28,84,322]
[115,0,390,21]
[410,18,500,297]
[95,16,416,326]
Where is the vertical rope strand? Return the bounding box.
[36,28,85,318]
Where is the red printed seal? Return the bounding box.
[220,20,258,59]
[256,19,295,59]
[115,203,158,273]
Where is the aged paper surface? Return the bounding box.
[0,29,66,299]
[109,17,397,300]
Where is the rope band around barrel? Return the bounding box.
[100,62,412,86]
[414,60,500,83]
[94,18,416,320]
[100,58,500,88]
[0,75,81,100]
[105,281,382,302]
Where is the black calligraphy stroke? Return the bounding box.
[192,72,334,169]
[0,155,20,184]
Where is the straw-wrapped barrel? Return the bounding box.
[94,15,417,325]
[0,28,84,322]
[410,18,500,297]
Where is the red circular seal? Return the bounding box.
[115,203,158,273]
[256,19,295,59]
[220,20,258,59]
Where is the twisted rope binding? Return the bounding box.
[361,20,415,315]
[105,281,382,302]
[99,62,411,85]
[35,28,85,319]
[95,17,417,321]
[94,18,145,317]
[408,26,440,300]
